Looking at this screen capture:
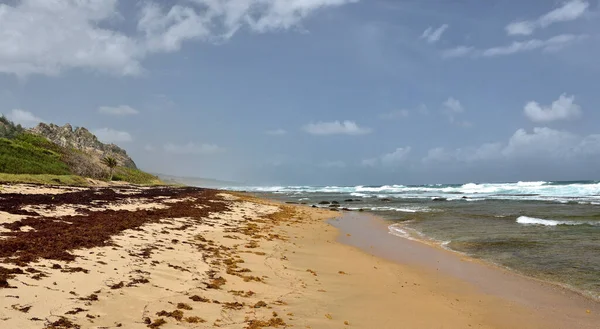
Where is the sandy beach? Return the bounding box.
[0,184,597,328]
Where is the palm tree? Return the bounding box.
[101,156,118,181]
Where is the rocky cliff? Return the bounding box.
[30,123,137,169]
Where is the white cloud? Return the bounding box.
[442,46,474,59]
[379,109,409,120]
[444,34,586,59]
[164,142,223,155]
[7,109,44,127]
[482,34,585,57]
[265,128,287,135]
[421,24,449,43]
[442,97,471,126]
[524,94,581,123]
[0,0,142,77]
[423,127,600,164]
[93,128,133,143]
[443,97,463,113]
[363,147,411,167]
[0,0,356,77]
[422,147,454,163]
[506,0,589,36]
[98,105,139,116]
[502,127,577,159]
[381,147,412,166]
[303,120,371,135]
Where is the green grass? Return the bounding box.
[0,173,88,186]
[0,136,71,175]
[113,167,163,185]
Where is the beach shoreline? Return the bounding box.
[0,184,596,328]
[328,211,600,328]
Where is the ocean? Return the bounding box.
[225,181,600,300]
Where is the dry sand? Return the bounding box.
[0,184,596,328]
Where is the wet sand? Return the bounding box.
[330,212,600,329]
[0,184,595,328]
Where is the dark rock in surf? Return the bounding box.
[331,201,340,205]
[318,201,330,205]
[432,197,447,202]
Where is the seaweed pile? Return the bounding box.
[0,186,229,282]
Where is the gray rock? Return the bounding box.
[29,123,137,169]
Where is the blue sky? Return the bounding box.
[1,0,599,185]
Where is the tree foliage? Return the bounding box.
[101,156,118,181]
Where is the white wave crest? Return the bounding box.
[224,181,600,203]
[516,216,599,226]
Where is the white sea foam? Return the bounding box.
[516,216,600,226]
[517,216,566,226]
[388,224,411,238]
[226,181,600,203]
[369,206,430,213]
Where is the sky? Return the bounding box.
[0,0,599,186]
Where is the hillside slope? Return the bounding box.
[0,117,160,185]
[30,123,137,169]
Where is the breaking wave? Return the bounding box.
[227,181,600,203]
[516,216,600,226]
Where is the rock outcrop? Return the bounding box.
[29,123,137,169]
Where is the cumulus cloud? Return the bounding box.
[265,129,287,135]
[303,120,371,135]
[363,147,411,167]
[443,97,463,114]
[7,109,44,127]
[442,97,471,126]
[443,34,586,59]
[505,0,589,36]
[423,127,600,164]
[0,0,141,77]
[98,105,139,116]
[93,128,133,143]
[164,142,223,155]
[0,0,355,77]
[524,94,581,123]
[420,24,449,43]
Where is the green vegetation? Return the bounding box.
[0,116,163,186]
[113,167,163,185]
[0,137,71,175]
[0,173,88,186]
[0,116,25,138]
[101,156,118,180]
